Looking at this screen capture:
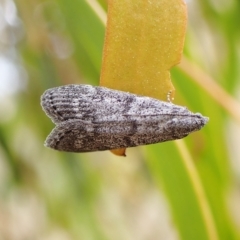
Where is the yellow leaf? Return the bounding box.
[100,0,187,156]
[110,148,126,157]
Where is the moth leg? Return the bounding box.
[167,90,174,103]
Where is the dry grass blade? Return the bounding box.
[179,57,240,123]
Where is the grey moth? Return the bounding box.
[41,84,208,153]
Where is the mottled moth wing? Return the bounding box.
[41,84,192,124]
[45,113,206,152]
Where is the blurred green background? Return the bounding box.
[0,0,240,239]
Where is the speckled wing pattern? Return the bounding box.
[41,84,209,153]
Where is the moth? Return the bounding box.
[41,84,209,153]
